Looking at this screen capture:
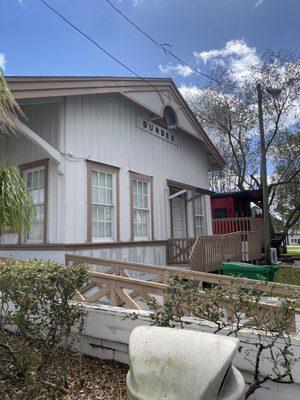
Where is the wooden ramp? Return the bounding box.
[168,231,262,272]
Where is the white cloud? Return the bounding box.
[118,0,143,6]
[254,0,263,9]
[0,53,6,70]
[179,84,202,98]
[18,0,24,5]
[284,98,300,127]
[159,63,194,77]
[193,39,261,82]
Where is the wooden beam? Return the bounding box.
[85,286,110,304]
[15,120,64,174]
[115,288,141,310]
[168,189,187,200]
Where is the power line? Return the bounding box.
[103,0,219,84]
[38,0,222,162]
[39,0,177,105]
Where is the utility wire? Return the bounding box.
[39,0,176,103]
[103,0,219,84]
[38,0,221,161]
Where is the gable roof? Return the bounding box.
[6,76,225,169]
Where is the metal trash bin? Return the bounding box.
[127,326,245,400]
[221,261,278,281]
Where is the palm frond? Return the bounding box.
[0,69,24,136]
[0,166,36,237]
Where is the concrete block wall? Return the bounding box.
[78,304,300,400]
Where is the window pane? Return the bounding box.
[104,207,112,222]
[98,205,105,221]
[27,173,32,188]
[195,196,203,215]
[33,171,39,189]
[31,189,39,204]
[138,181,143,194]
[132,179,150,239]
[136,210,142,224]
[105,222,112,237]
[106,189,113,205]
[137,194,141,208]
[28,224,43,241]
[36,205,44,222]
[133,193,138,208]
[92,204,113,239]
[24,166,45,242]
[99,172,106,187]
[143,182,148,195]
[39,188,44,203]
[99,222,105,237]
[142,195,148,209]
[99,188,106,204]
[133,180,137,193]
[92,187,98,203]
[92,171,98,185]
[142,223,148,237]
[195,217,204,235]
[106,174,112,189]
[39,169,45,187]
[91,169,115,239]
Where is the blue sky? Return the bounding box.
[1,0,299,92]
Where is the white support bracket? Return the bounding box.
[168,189,187,200]
[16,120,64,175]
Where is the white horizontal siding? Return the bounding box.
[64,93,211,242]
[0,92,212,245]
[0,245,166,266]
[0,102,64,243]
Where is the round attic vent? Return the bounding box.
[163,106,177,130]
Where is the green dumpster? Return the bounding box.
[221,262,278,282]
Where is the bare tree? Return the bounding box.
[270,130,300,239]
[188,51,300,241]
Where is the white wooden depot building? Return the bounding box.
[0,76,224,265]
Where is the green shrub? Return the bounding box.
[148,276,299,399]
[0,258,90,380]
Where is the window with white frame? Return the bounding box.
[23,166,45,242]
[194,195,206,235]
[132,179,151,240]
[91,170,114,240]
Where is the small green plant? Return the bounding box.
[0,258,90,392]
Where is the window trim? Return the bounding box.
[87,160,120,243]
[19,158,49,244]
[193,192,207,236]
[129,171,154,241]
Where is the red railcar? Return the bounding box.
[211,190,262,235]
